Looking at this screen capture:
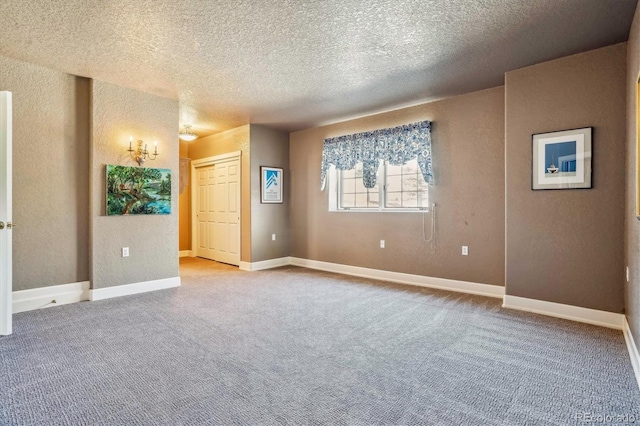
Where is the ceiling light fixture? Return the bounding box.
[179,124,197,141]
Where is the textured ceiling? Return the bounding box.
[0,0,637,137]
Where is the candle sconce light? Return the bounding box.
[127,136,159,166]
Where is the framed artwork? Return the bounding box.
[106,165,171,215]
[261,166,283,203]
[532,127,592,190]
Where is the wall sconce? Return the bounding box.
[179,124,197,141]
[128,136,158,166]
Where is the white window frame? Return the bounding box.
[328,160,429,213]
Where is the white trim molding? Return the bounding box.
[90,277,181,301]
[503,295,624,330]
[239,257,291,271]
[623,317,640,390]
[179,250,193,258]
[13,281,90,314]
[290,257,504,298]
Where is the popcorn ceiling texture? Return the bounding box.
[0,0,635,135]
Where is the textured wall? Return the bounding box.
[179,140,190,251]
[91,80,179,289]
[250,125,290,262]
[187,125,251,262]
[290,87,505,286]
[0,54,90,291]
[505,43,626,312]
[626,4,640,347]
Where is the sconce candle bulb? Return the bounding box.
[127,136,159,166]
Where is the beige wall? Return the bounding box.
[91,80,179,289]
[290,87,506,286]
[626,4,640,347]
[505,43,626,312]
[0,54,90,291]
[179,140,191,251]
[250,125,290,262]
[188,125,252,262]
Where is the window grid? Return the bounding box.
[338,159,428,211]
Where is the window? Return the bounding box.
[334,158,429,212]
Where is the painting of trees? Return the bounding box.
[106,165,171,215]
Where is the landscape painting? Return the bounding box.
[106,165,171,215]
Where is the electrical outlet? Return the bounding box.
[272,234,276,241]
[380,240,385,248]
[122,247,129,257]
[462,246,469,256]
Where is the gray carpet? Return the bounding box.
[1,257,639,425]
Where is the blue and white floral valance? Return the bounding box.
[320,120,433,190]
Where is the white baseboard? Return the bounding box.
[90,277,181,301]
[239,257,291,271]
[289,257,504,298]
[179,250,193,258]
[502,295,624,330]
[623,317,640,390]
[13,281,90,314]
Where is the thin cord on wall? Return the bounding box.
[423,203,436,253]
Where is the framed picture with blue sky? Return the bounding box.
[532,127,592,190]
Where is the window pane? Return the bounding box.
[368,192,379,207]
[342,177,356,194]
[355,178,377,193]
[355,193,369,207]
[335,160,428,212]
[386,163,402,176]
[386,192,402,208]
[386,175,401,192]
[402,191,418,208]
[402,159,419,174]
[342,168,355,179]
[341,193,355,208]
[402,174,419,191]
[418,190,428,208]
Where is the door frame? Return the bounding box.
[0,92,13,336]
[190,151,242,262]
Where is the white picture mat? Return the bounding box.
[532,127,592,190]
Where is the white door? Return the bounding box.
[195,158,240,266]
[196,165,216,260]
[0,92,13,336]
